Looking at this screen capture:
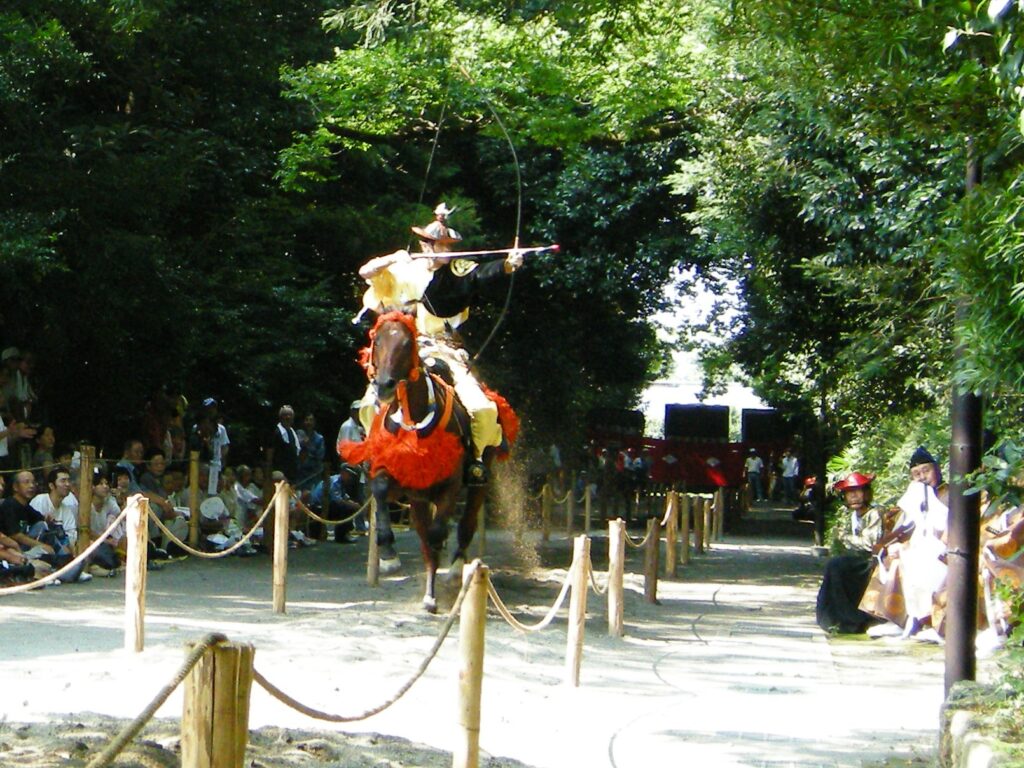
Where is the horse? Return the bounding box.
[340,311,516,612]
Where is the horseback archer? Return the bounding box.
[355,202,529,485]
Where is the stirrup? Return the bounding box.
[466,459,488,486]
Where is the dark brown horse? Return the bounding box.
[340,311,496,612]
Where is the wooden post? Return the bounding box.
[583,484,592,535]
[182,640,255,768]
[541,484,551,542]
[566,482,575,538]
[367,497,379,587]
[75,445,95,554]
[608,520,625,638]
[125,495,149,653]
[272,481,289,614]
[704,496,714,550]
[664,492,677,578]
[714,487,725,541]
[189,450,201,548]
[680,494,691,565]
[454,562,488,768]
[694,496,705,555]
[565,535,590,686]
[643,517,659,604]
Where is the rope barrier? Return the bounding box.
[0,507,130,596]
[623,525,653,549]
[146,489,279,560]
[551,490,571,505]
[252,561,479,722]
[84,633,228,768]
[586,553,608,596]
[290,489,369,527]
[486,564,574,633]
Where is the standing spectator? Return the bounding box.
[781,448,800,505]
[31,425,57,477]
[337,400,368,526]
[192,398,230,495]
[167,424,187,467]
[2,347,37,423]
[266,405,300,484]
[0,412,35,472]
[744,448,765,503]
[141,385,175,456]
[296,413,325,491]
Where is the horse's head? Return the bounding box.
[368,311,421,403]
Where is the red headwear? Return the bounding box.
[833,472,875,493]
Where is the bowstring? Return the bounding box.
[456,63,523,363]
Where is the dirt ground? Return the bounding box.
[0,481,950,767]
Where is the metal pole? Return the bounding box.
[945,150,984,696]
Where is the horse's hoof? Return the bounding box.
[423,596,438,614]
[379,557,402,575]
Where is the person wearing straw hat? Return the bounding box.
[815,471,887,634]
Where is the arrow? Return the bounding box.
[408,244,560,260]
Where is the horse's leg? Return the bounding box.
[409,501,441,613]
[450,456,488,580]
[370,474,402,574]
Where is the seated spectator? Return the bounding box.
[115,439,146,490]
[139,448,189,557]
[815,472,887,634]
[0,473,39,582]
[860,448,949,640]
[0,470,74,583]
[29,466,93,583]
[233,464,262,529]
[306,466,363,544]
[87,469,125,572]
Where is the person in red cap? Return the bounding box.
[815,471,887,634]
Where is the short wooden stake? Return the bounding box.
[75,445,95,555]
[584,484,592,534]
[714,488,725,541]
[367,497,379,587]
[680,494,691,565]
[703,496,714,550]
[454,562,488,768]
[272,481,289,614]
[643,518,659,604]
[125,495,149,653]
[182,640,255,768]
[541,484,551,542]
[565,482,575,538]
[664,492,677,578]
[565,535,590,686]
[189,450,201,548]
[608,520,625,638]
[694,496,705,555]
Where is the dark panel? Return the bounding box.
[664,404,729,441]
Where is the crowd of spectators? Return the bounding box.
[0,352,369,587]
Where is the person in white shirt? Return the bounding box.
[780,449,800,504]
[744,449,765,503]
[29,467,92,583]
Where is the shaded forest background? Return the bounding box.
[3,0,1024,480]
